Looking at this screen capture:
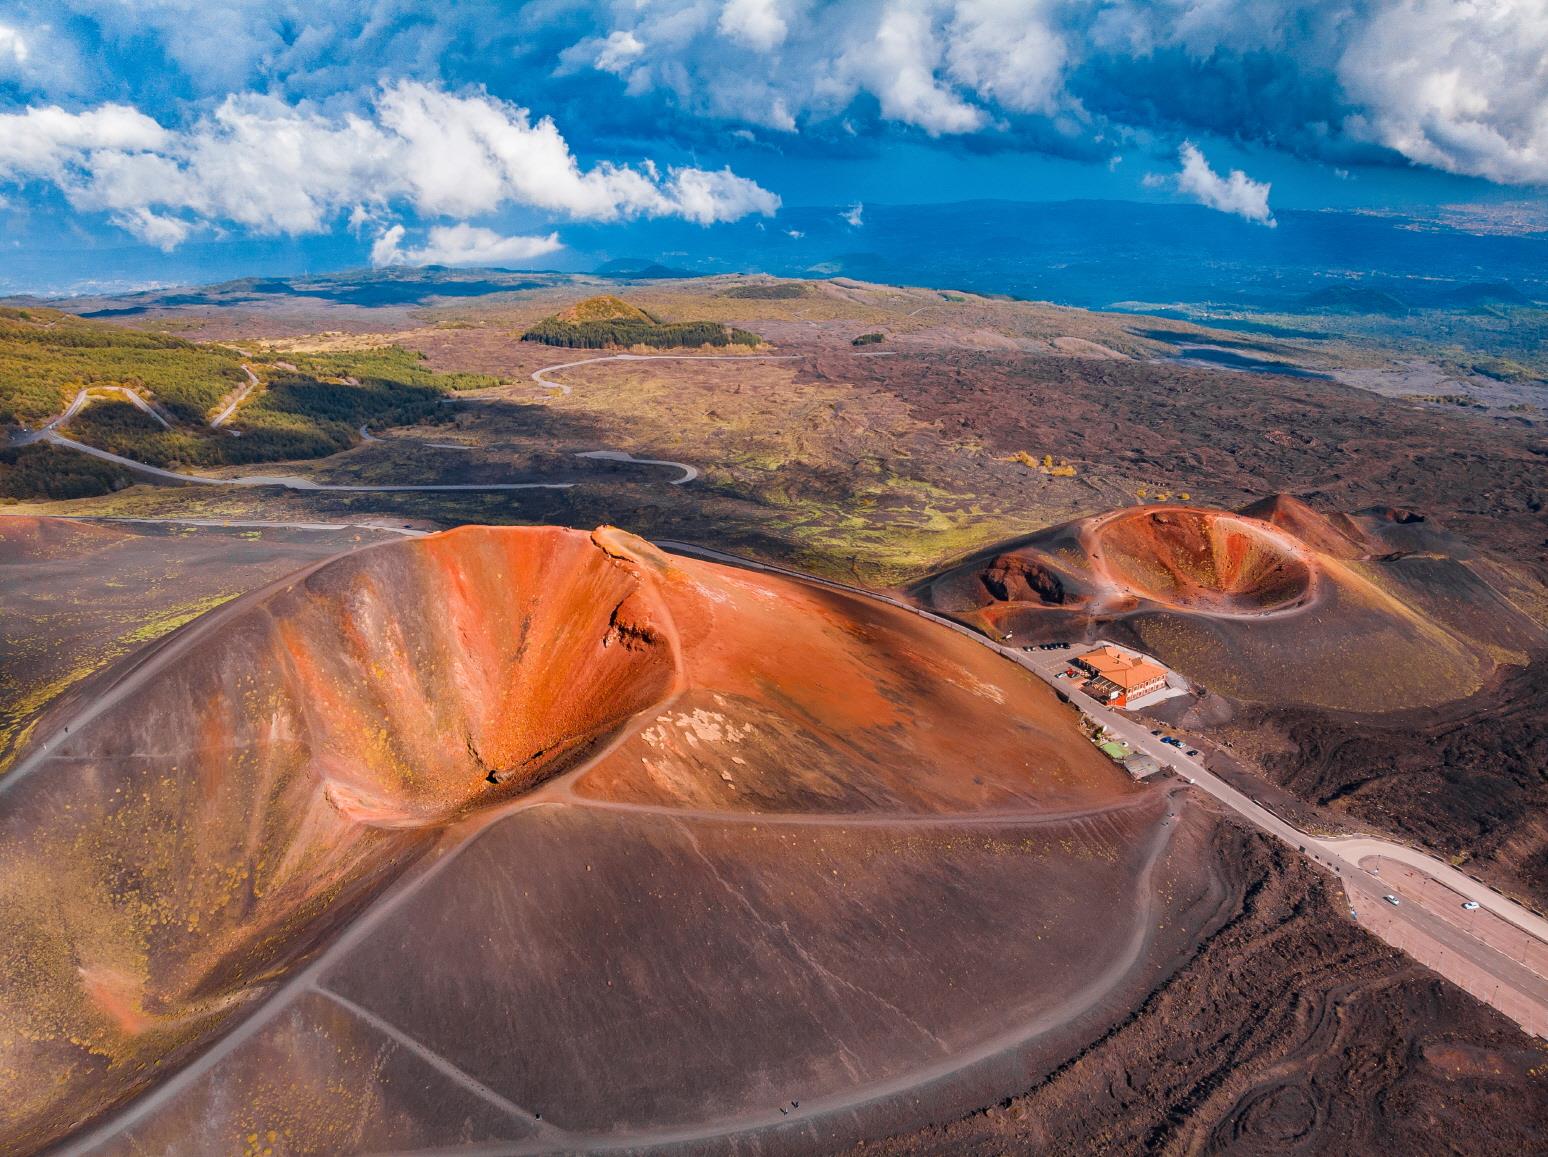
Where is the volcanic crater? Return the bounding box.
[0,520,1210,1156]
[913,498,1546,714]
[1085,507,1316,616]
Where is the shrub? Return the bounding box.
[522,317,763,350]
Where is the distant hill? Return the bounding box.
[1432,282,1532,309]
[592,258,697,280]
[523,295,763,350]
[1297,285,1410,315]
[554,295,655,323]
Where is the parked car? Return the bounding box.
[1383,894,1401,906]
[1462,900,1481,911]
[1186,749,1199,757]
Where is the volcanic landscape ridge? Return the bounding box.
[0,520,1227,1156]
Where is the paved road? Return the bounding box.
[16,366,718,493]
[208,364,259,428]
[656,541,1548,1038]
[1323,837,1548,944]
[30,432,578,493]
[575,449,697,484]
[0,513,428,538]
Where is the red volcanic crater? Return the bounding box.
[1087,507,1317,615]
[0,522,1201,1156]
[912,497,1545,715]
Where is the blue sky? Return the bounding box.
[1,1,1544,291]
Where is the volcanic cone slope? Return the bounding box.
[912,500,1546,714]
[3,523,1216,1156]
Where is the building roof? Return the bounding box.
[1123,753,1161,776]
[1075,645,1168,690]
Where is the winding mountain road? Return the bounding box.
[29,430,579,493]
[575,448,697,484]
[13,352,762,493]
[16,385,171,444]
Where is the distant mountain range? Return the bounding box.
[568,199,1547,315]
[8,201,1545,326]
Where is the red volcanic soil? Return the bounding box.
[0,513,133,562]
[1087,506,1315,615]
[1238,494,1372,561]
[1,522,1176,1155]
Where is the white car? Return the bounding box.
[1383,894,1400,906]
[1462,900,1481,911]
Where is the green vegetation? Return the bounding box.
[61,368,450,469]
[0,444,132,499]
[523,295,763,350]
[0,313,501,495]
[0,307,246,427]
[851,332,885,346]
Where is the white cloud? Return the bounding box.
[841,201,863,226]
[0,82,779,248]
[944,0,1067,116]
[594,30,645,74]
[1175,141,1276,226]
[845,3,986,135]
[548,0,1548,184]
[0,104,168,178]
[1337,0,1548,185]
[13,1,1548,192]
[718,0,789,51]
[110,208,194,250]
[661,165,781,224]
[371,223,563,267]
[0,23,29,66]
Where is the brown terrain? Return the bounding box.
[0,515,410,772]
[0,516,1541,1155]
[3,276,1546,1153]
